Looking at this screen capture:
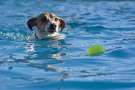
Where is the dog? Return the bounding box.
[27,12,65,40]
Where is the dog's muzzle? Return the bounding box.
[48,24,56,33]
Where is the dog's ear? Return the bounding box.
[59,19,65,31]
[39,13,48,22]
[27,17,37,31]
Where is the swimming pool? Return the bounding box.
[0,0,135,90]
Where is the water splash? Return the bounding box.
[0,31,29,41]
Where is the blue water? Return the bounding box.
[0,0,135,90]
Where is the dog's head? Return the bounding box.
[27,12,65,34]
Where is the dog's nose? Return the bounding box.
[48,24,56,33]
[50,24,56,29]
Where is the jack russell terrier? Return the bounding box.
[27,12,65,40]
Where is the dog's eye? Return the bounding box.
[49,14,53,18]
[55,18,58,21]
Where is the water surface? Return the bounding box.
[0,0,135,90]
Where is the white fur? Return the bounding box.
[28,31,65,40]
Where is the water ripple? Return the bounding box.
[0,0,135,90]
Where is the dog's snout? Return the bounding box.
[48,23,56,33]
[50,24,56,29]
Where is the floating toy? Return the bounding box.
[87,44,105,56]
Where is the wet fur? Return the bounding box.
[27,12,65,40]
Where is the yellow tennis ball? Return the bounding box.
[87,44,105,56]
